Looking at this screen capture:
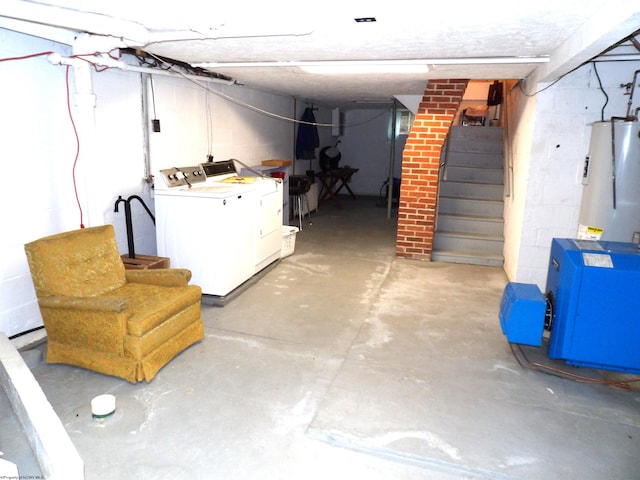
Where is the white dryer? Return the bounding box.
[154,160,282,298]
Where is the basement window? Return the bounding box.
[389,109,414,138]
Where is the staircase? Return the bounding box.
[432,126,505,267]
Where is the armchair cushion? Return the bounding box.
[107,282,202,337]
[24,225,205,383]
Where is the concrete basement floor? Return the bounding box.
[2,195,640,480]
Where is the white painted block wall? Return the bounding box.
[503,60,640,289]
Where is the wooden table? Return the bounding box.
[316,168,359,209]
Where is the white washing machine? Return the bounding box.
[154,160,282,298]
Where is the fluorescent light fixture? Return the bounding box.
[299,61,430,74]
[192,56,550,74]
[192,59,432,72]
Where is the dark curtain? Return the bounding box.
[295,107,319,160]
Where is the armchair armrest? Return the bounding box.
[37,296,128,355]
[125,268,192,287]
[38,295,127,312]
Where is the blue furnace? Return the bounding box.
[500,238,640,374]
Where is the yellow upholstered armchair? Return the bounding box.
[24,225,204,383]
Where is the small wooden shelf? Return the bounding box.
[121,254,170,270]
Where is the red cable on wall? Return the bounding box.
[65,65,85,228]
[1,51,91,229]
[0,51,53,62]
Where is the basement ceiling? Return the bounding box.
[2,1,640,108]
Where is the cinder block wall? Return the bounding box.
[396,79,469,260]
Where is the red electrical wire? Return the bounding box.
[3,50,118,229]
[71,51,110,72]
[0,51,53,62]
[65,65,84,229]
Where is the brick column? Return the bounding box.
[396,79,469,260]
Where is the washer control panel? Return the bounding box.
[158,165,207,188]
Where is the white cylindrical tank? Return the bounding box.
[578,119,640,242]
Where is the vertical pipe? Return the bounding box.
[610,119,617,209]
[625,70,640,119]
[292,98,297,175]
[387,101,398,219]
[140,73,152,183]
[70,57,98,226]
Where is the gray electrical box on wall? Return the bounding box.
[331,108,343,136]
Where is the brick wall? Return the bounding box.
[396,79,469,260]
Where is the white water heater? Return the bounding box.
[578,119,640,242]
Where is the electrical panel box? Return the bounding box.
[331,108,343,136]
[545,238,640,374]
